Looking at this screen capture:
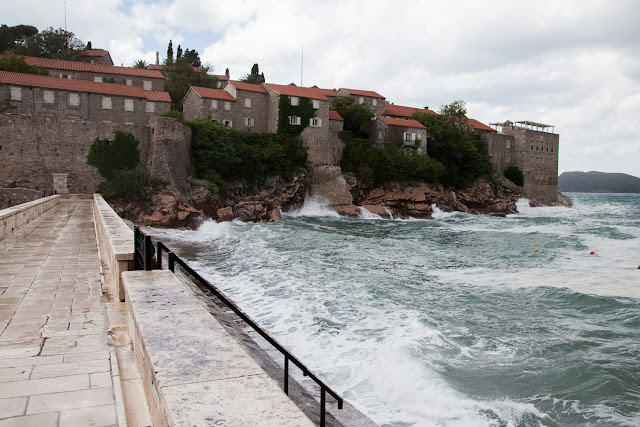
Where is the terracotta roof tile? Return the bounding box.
[190,86,236,101]
[317,88,337,98]
[466,118,496,132]
[78,49,109,58]
[22,56,164,79]
[329,110,344,121]
[339,88,385,99]
[263,83,329,101]
[147,64,164,70]
[228,80,268,94]
[145,91,172,102]
[384,103,436,118]
[213,74,229,81]
[0,71,149,98]
[379,116,426,129]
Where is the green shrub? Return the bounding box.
[504,166,524,187]
[98,168,166,201]
[86,131,140,179]
[162,110,184,121]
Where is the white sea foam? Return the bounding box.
[358,206,384,220]
[431,203,458,220]
[285,195,341,217]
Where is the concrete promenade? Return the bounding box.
[0,200,133,426]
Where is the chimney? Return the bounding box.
[156,52,159,65]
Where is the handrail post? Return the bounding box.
[168,252,175,272]
[156,243,162,270]
[284,355,289,395]
[144,235,152,271]
[320,386,326,427]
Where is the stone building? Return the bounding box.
[182,86,236,125]
[336,88,386,117]
[370,117,428,153]
[22,56,165,91]
[485,120,559,201]
[0,71,170,126]
[75,49,114,66]
[225,81,270,133]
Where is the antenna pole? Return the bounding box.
[301,45,303,87]
[64,1,67,31]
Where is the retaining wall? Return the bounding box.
[0,195,60,240]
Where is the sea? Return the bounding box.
[146,193,640,427]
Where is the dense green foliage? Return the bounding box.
[504,166,525,186]
[162,110,185,121]
[340,131,444,185]
[0,24,38,52]
[0,54,49,75]
[98,169,166,201]
[277,95,316,137]
[558,171,640,193]
[132,59,148,69]
[330,96,374,138]
[189,119,308,193]
[87,131,140,179]
[412,102,494,188]
[87,131,165,200]
[241,63,265,84]
[162,57,218,111]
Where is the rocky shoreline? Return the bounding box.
[106,173,572,229]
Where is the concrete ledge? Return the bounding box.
[0,195,61,240]
[93,194,134,301]
[122,270,315,427]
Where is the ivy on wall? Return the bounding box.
[277,95,317,137]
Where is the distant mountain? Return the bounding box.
[558,171,640,193]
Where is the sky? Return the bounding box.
[4,0,640,176]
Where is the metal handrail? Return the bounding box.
[134,227,343,426]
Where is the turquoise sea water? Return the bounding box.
[148,193,640,426]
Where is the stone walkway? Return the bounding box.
[0,200,125,426]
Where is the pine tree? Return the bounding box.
[166,40,173,65]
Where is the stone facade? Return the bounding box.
[75,49,114,66]
[336,88,386,117]
[484,121,559,201]
[224,83,270,133]
[370,117,428,153]
[182,86,236,123]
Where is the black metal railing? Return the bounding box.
[133,226,343,426]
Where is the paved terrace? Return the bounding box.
[0,200,145,426]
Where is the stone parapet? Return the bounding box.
[0,195,60,240]
[92,194,134,301]
[122,269,315,426]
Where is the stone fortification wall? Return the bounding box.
[0,188,50,209]
[145,117,192,196]
[0,115,151,194]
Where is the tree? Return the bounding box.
[176,44,182,59]
[225,68,230,79]
[132,59,148,69]
[0,24,38,53]
[0,54,49,75]
[330,96,374,138]
[163,57,219,111]
[86,41,92,50]
[504,166,524,187]
[182,48,201,67]
[241,63,265,84]
[87,131,141,179]
[166,40,174,65]
[20,27,84,59]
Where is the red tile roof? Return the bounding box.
[78,49,109,58]
[379,116,426,129]
[263,83,329,101]
[147,64,164,70]
[329,110,344,121]
[228,80,268,94]
[317,88,337,98]
[145,91,172,102]
[385,103,437,118]
[339,88,385,99]
[190,86,236,101]
[0,71,149,98]
[213,74,229,81]
[466,118,496,132]
[22,56,164,79]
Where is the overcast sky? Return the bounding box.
[4,0,640,176]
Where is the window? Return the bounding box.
[124,99,134,111]
[69,93,79,106]
[102,97,112,109]
[403,132,416,145]
[358,97,364,104]
[312,99,320,109]
[245,118,255,127]
[531,139,534,150]
[10,86,21,101]
[290,96,299,106]
[378,131,383,140]
[309,118,322,127]
[289,116,301,125]
[216,82,222,88]
[550,143,554,153]
[146,102,155,113]
[43,90,55,104]
[59,74,71,79]
[211,100,218,109]
[94,76,103,83]
[546,142,549,152]
[224,101,231,111]
[143,80,152,91]
[506,139,511,148]
[506,154,511,162]
[223,120,232,127]
[245,98,252,108]
[372,99,377,106]
[126,79,133,86]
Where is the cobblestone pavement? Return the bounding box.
[0,200,123,426]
